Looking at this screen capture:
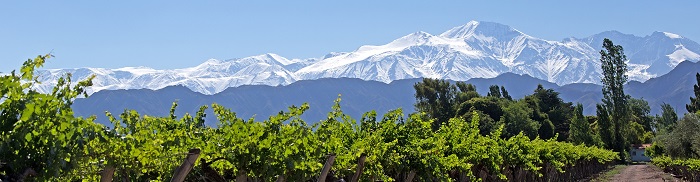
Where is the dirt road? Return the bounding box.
[609,164,682,182]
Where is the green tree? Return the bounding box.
[454,82,480,108]
[0,55,625,181]
[657,103,678,132]
[501,86,512,101]
[468,109,498,136]
[532,84,573,141]
[500,100,541,139]
[597,104,614,146]
[688,73,700,114]
[487,85,502,98]
[629,98,654,131]
[659,114,700,158]
[538,119,556,140]
[456,97,503,125]
[627,122,647,145]
[414,78,457,130]
[455,95,507,137]
[522,95,554,140]
[598,38,630,160]
[569,104,598,146]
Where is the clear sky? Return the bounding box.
[1,1,698,73]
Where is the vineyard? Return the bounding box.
[651,156,700,181]
[0,55,620,181]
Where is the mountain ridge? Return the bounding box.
[72,61,700,127]
[34,20,700,95]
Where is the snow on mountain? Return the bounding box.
[667,44,700,67]
[296,30,488,82]
[34,53,312,95]
[579,31,700,78]
[32,20,700,95]
[298,20,604,85]
[663,32,682,39]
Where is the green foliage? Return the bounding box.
[599,38,630,161]
[522,94,553,140]
[413,78,456,130]
[533,85,562,113]
[532,84,574,141]
[500,100,540,139]
[651,155,700,181]
[657,102,678,132]
[500,86,512,101]
[487,85,502,98]
[569,104,600,146]
[538,119,555,140]
[687,73,700,113]
[0,54,103,181]
[596,104,614,149]
[455,82,481,105]
[657,113,700,159]
[1,55,622,181]
[652,74,700,181]
[646,142,665,158]
[456,96,503,124]
[416,80,574,141]
[629,98,654,131]
[256,103,319,180]
[627,122,648,145]
[463,109,498,136]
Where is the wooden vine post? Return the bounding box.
[350,154,367,182]
[100,165,116,182]
[318,154,337,182]
[170,148,201,182]
[404,170,416,182]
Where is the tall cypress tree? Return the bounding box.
[597,104,614,148]
[687,73,700,114]
[598,38,630,161]
[570,104,596,146]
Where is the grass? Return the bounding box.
[589,164,627,182]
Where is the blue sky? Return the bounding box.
[1,1,698,72]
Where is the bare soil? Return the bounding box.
[609,164,683,182]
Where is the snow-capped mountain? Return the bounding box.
[34,53,316,94]
[33,20,700,95]
[578,31,700,81]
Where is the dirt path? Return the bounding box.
[609,164,682,182]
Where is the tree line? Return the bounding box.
[0,54,619,181]
[648,69,700,181]
[2,37,699,181]
[414,38,700,163]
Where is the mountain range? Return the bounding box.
[72,61,700,126]
[34,20,700,95]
